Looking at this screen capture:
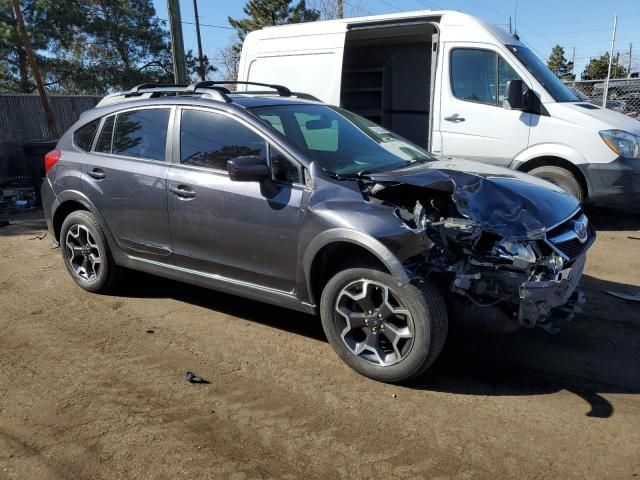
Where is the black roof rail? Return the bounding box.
[127,83,188,95]
[187,80,292,97]
[292,92,321,102]
[97,83,232,106]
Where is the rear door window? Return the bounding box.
[112,108,170,161]
[95,115,115,153]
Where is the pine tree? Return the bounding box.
[226,0,320,81]
[581,52,628,80]
[229,0,320,42]
[547,45,574,81]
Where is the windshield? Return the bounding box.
[507,45,579,102]
[249,104,432,177]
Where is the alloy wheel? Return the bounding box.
[334,279,415,366]
[65,224,101,281]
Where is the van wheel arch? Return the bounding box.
[518,156,588,201]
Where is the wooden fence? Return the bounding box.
[0,94,100,186]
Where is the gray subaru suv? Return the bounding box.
[41,81,595,382]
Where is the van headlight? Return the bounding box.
[599,129,640,158]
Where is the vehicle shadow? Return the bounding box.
[119,270,639,419]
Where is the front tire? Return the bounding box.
[528,165,584,202]
[320,267,447,383]
[60,210,120,293]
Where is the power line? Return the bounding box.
[343,0,374,15]
[158,17,235,31]
[414,0,443,9]
[375,0,402,12]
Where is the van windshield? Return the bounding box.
[507,45,580,102]
[250,104,433,177]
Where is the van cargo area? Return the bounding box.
[341,23,437,148]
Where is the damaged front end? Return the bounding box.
[362,162,596,333]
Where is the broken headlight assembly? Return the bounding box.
[492,239,537,270]
[543,252,565,274]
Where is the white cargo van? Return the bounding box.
[238,10,640,207]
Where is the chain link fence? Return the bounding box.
[564,78,640,120]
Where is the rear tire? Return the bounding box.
[528,165,584,202]
[60,210,121,293]
[320,267,448,383]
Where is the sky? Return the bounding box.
[152,0,640,78]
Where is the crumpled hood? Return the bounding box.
[366,159,580,239]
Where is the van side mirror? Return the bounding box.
[227,155,278,198]
[504,79,526,110]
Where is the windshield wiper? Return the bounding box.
[355,158,431,178]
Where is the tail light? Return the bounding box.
[44,149,61,174]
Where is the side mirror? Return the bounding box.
[504,79,526,110]
[228,155,270,182]
[227,155,279,198]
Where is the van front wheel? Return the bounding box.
[528,165,584,202]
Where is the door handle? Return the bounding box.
[444,114,466,123]
[169,185,197,199]
[87,168,106,180]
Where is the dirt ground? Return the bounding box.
[0,209,639,480]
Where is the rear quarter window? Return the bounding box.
[73,119,100,151]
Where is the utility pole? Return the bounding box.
[193,0,206,81]
[571,46,575,76]
[11,0,59,138]
[603,13,618,107]
[629,43,633,74]
[337,0,344,19]
[167,0,188,84]
[509,16,512,34]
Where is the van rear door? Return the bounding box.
[239,23,347,105]
[436,42,531,166]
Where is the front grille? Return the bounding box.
[545,211,595,261]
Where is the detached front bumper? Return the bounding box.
[518,254,586,331]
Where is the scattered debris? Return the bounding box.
[146,329,154,334]
[29,232,48,240]
[185,371,209,384]
[392,393,398,399]
[628,236,640,241]
[605,290,640,303]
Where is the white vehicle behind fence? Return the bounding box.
[238,10,640,208]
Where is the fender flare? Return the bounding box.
[52,190,103,236]
[50,190,124,262]
[302,228,411,304]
